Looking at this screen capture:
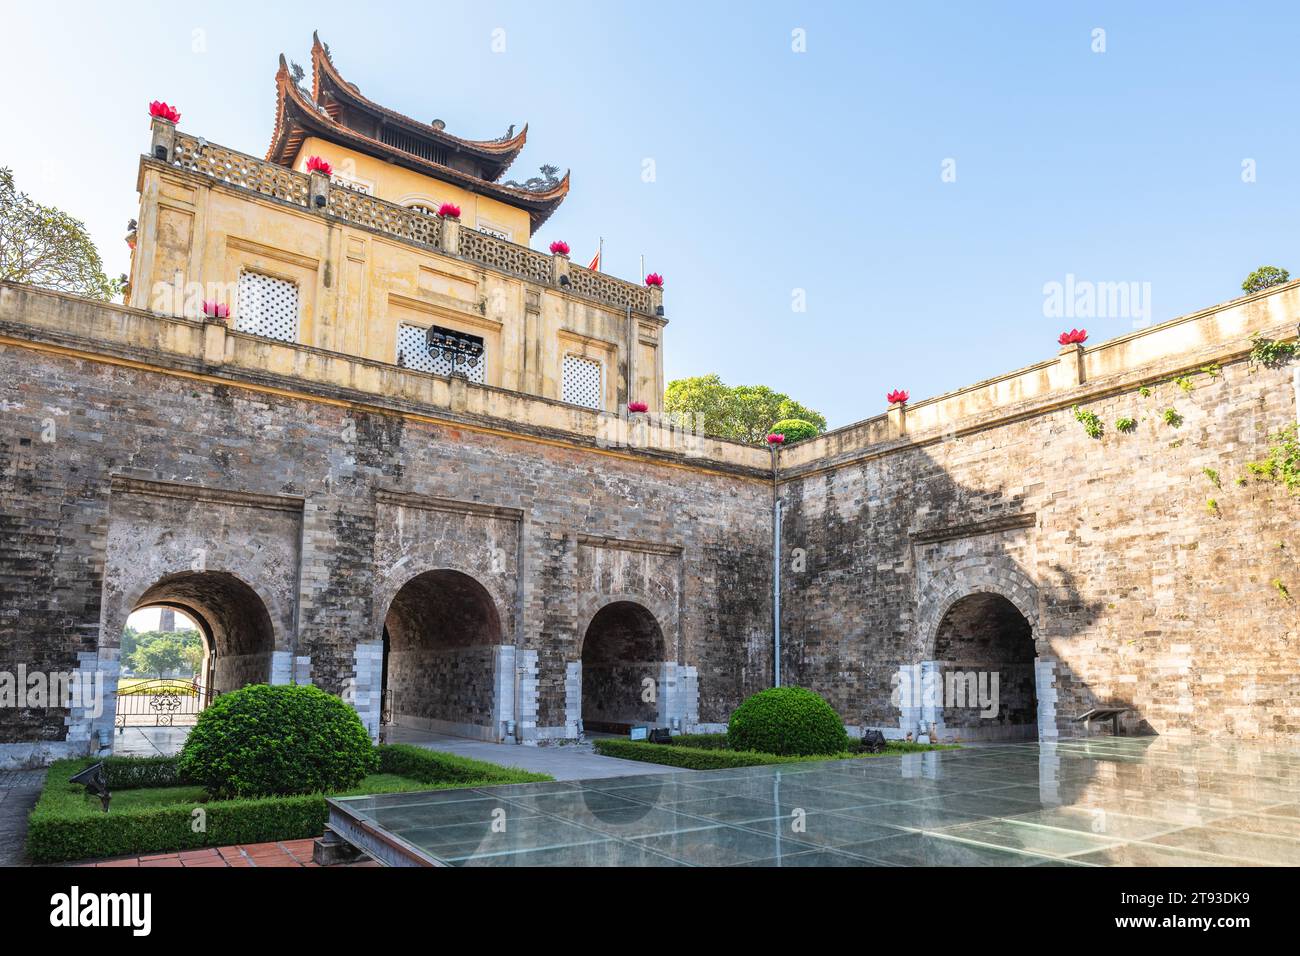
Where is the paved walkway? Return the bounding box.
[112,726,191,757]
[383,726,671,781]
[78,839,378,868]
[0,769,47,866]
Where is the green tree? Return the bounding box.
[1242,265,1290,295]
[0,167,121,300]
[128,632,206,677]
[769,418,821,443]
[664,374,827,444]
[129,637,188,678]
[180,640,206,676]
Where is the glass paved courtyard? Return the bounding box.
[328,737,1300,866]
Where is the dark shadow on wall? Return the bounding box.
[382,568,501,734]
[580,601,665,734]
[777,436,1121,742]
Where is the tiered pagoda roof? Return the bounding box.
[266,33,569,228]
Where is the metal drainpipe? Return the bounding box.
[772,446,782,688]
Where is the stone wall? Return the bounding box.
[387,644,499,732]
[780,346,1300,742]
[0,284,773,760]
[2,278,1298,763]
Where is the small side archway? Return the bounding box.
[579,599,666,734]
[930,590,1040,740]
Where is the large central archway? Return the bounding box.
[381,569,503,739]
[933,591,1038,740]
[580,601,666,734]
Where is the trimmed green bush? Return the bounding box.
[593,737,955,769]
[594,738,807,769]
[28,780,328,864]
[102,755,183,789]
[178,684,378,798]
[27,749,553,864]
[768,418,821,443]
[726,687,849,756]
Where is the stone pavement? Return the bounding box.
[382,726,674,781]
[111,726,191,758]
[78,839,378,868]
[0,769,47,866]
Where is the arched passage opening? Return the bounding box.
[580,601,665,734]
[933,592,1038,741]
[382,569,503,738]
[111,572,276,753]
[130,571,276,694]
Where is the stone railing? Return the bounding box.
[172,133,310,206]
[161,126,660,315]
[327,184,442,248]
[459,227,552,285]
[569,262,654,313]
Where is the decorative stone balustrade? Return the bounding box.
[162,128,658,315]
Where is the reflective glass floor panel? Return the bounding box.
[326,737,1300,867]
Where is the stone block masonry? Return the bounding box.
[0,283,773,763]
[1,279,1298,764]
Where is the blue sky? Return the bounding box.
[2,1,1296,428]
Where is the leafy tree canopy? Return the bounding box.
[0,167,120,300]
[664,374,827,444]
[1242,265,1290,295]
[769,418,821,443]
[126,631,205,677]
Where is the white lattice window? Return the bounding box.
[562,354,602,409]
[236,271,299,343]
[476,221,512,241]
[397,323,486,384]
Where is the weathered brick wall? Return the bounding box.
[0,323,773,748]
[4,284,1297,757]
[781,354,1300,741]
[581,663,661,728]
[387,645,498,728]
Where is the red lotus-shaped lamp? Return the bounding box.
[644,273,664,288]
[437,203,462,219]
[1058,328,1088,346]
[627,401,649,413]
[202,301,230,321]
[549,240,571,256]
[766,433,786,445]
[886,389,909,406]
[148,101,181,124]
[305,155,333,176]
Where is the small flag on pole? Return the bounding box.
[588,237,603,271]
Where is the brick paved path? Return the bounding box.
[78,839,378,867]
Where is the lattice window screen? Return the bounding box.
[236,271,299,343]
[562,354,603,409]
[397,323,486,384]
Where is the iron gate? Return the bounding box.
[114,679,212,728]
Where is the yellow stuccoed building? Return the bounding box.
[128,32,665,414]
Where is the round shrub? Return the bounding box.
[178,684,378,798]
[768,419,820,443]
[726,687,849,756]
